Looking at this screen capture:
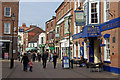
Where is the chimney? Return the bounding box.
[22,23,26,27]
[52,16,56,19]
[30,25,37,28]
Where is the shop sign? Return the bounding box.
[75,10,85,26]
[19,29,24,32]
[87,26,100,37]
[48,43,54,47]
[64,17,69,34]
[72,32,82,40]
[101,17,120,31]
[4,53,8,59]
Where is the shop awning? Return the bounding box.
[49,47,55,50]
[25,47,37,51]
[103,34,110,38]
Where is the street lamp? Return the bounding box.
[68,16,72,59]
[10,13,15,69]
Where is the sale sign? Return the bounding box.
[4,53,8,59]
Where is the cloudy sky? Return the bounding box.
[19,0,63,30]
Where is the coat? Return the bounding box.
[22,55,29,64]
[42,53,48,61]
[53,55,58,62]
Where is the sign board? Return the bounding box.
[75,10,85,26]
[4,53,8,59]
[64,17,69,34]
[19,29,24,32]
[101,17,120,31]
[62,56,70,68]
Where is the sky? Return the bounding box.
[19,1,62,30]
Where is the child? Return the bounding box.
[29,60,33,72]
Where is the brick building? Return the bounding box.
[0,0,19,59]
[45,16,56,53]
[23,25,45,52]
[55,1,75,59]
[18,23,30,53]
[72,0,120,74]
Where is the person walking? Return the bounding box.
[29,60,33,72]
[32,52,36,62]
[22,53,29,72]
[42,51,48,68]
[53,52,58,69]
[37,53,41,62]
[28,52,32,62]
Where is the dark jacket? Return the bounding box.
[53,55,58,62]
[42,53,48,61]
[22,55,29,64]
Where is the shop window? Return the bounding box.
[104,38,110,61]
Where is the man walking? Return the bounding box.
[53,52,58,69]
[22,53,29,72]
[42,51,48,68]
[37,53,41,62]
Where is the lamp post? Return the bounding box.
[10,13,15,69]
[68,16,72,59]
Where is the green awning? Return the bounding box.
[49,47,55,50]
[25,47,37,51]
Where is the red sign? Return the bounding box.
[4,53,8,59]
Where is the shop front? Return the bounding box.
[60,39,73,59]
[72,25,101,63]
[49,43,55,53]
[100,17,120,74]
[39,44,45,54]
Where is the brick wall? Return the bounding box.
[2,2,19,37]
[101,28,119,68]
[0,1,2,36]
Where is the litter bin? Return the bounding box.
[62,56,70,69]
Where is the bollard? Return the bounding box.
[71,59,73,69]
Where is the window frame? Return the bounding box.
[4,7,11,17]
[104,38,110,61]
[4,22,11,34]
[89,1,100,24]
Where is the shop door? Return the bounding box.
[89,38,94,63]
[2,42,10,60]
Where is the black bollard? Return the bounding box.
[71,59,73,69]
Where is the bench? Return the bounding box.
[87,62,103,72]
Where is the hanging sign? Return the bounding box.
[75,10,85,26]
